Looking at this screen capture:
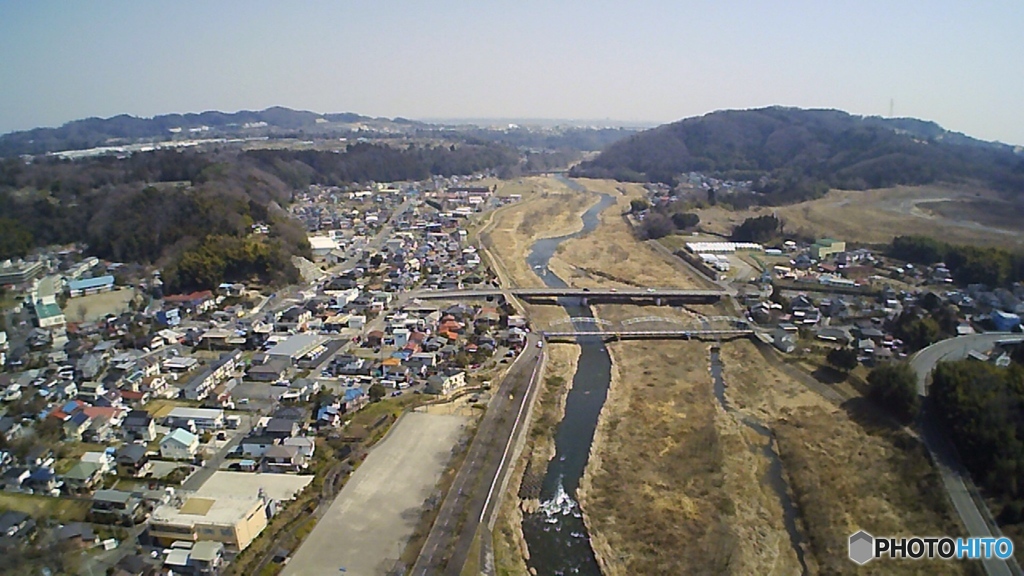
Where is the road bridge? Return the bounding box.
[408,287,725,305]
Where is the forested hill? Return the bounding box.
[571,107,1024,203]
[0,107,419,157]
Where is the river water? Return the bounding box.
[521,180,616,575]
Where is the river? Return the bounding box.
[521,178,615,575]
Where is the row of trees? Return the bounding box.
[629,199,701,239]
[730,214,782,243]
[243,142,520,189]
[890,235,1024,288]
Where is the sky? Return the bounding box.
[2,1,1023,144]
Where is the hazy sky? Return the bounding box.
[2,1,1023,144]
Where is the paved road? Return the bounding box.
[910,333,1024,576]
[410,335,544,576]
[181,412,258,491]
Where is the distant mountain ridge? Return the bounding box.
[0,107,422,156]
[572,107,1024,202]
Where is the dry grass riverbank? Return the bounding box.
[720,340,971,576]
[547,178,707,290]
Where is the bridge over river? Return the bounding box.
[407,287,724,305]
[540,315,756,341]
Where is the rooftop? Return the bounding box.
[67,275,115,291]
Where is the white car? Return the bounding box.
[536,341,544,349]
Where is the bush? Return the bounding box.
[826,347,858,373]
[866,363,919,422]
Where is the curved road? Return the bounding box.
[910,333,1024,576]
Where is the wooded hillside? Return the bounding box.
[572,107,1024,204]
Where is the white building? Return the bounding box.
[308,236,339,260]
[160,428,200,460]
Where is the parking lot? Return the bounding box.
[282,412,468,576]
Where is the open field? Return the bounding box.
[0,492,90,522]
[694,184,1024,248]
[493,342,580,576]
[720,339,970,575]
[282,412,468,576]
[64,288,136,323]
[143,398,196,419]
[547,178,708,291]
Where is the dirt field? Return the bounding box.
[547,178,708,290]
[282,412,468,576]
[64,288,136,322]
[694,184,1024,248]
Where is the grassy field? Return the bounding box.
[694,184,1024,248]
[720,339,970,575]
[579,340,739,575]
[143,398,198,419]
[0,492,90,522]
[546,178,708,290]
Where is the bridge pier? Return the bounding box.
[581,296,588,306]
[655,297,662,306]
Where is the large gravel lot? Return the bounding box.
[283,411,468,576]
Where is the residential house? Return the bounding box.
[425,370,467,395]
[263,445,306,473]
[90,489,142,524]
[25,467,60,494]
[262,418,298,441]
[122,410,156,441]
[0,510,36,541]
[166,407,225,431]
[116,444,150,477]
[63,411,92,441]
[2,467,30,492]
[56,522,97,549]
[341,387,368,413]
[316,405,342,428]
[773,324,798,354]
[0,417,24,443]
[162,540,225,575]
[160,429,200,461]
[63,460,105,493]
[282,436,315,459]
[240,435,277,458]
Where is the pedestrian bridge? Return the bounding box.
[541,315,755,342]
